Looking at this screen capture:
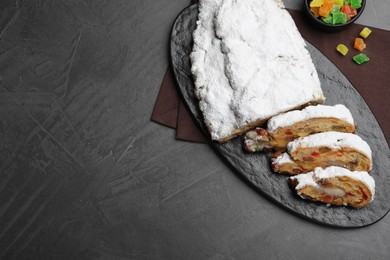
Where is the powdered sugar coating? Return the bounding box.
[267,104,354,133]
[273,152,293,164]
[191,0,236,141]
[287,132,372,163]
[191,0,324,142]
[291,166,375,200]
[291,171,319,190]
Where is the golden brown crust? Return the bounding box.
[215,118,269,143]
[291,146,371,172]
[272,160,307,175]
[273,146,371,175]
[215,100,324,143]
[244,116,355,152]
[270,117,356,151]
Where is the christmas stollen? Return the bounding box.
[272,131,372,175]
[290,166,375,208]
[244,104,355,152]
[191,0,324,143]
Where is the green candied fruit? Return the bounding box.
[351,0,362,8]
[332,12,347,24]
[322,16,333,24]
[331,5,341,14]
[344,0,351,4]
[353,53,369,64]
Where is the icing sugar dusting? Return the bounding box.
[190,0,324,141]
[291,166,375,200]
[267,104,355,133]
[287,132,372,163]
[191,0,235,141]
[273,152,293,164]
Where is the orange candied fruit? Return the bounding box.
[319,0,334,17]
[354,37,366,51]
[310,6,320,17]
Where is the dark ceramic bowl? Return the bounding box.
[304,0,366,32]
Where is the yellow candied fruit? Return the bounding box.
[334,0,344,6]
[359,27,372,38]
[310,0,324,8]
[336,44,349,56]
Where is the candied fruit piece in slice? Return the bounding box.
[354,37,366,51]
[351,0,361,8]
[334,0,344,6]
[333,11,347,24]
[336,44,349,55]
[319,0,334,17]
[310,0,324,7]
[353,53,369,64]
[360,27,372,38]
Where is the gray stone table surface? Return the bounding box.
[0,0,389,259]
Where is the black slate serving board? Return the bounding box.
[170,4,390,227]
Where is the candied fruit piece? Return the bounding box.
[360,27,372,38]
[350,7,358,16]
[319,0,334,17]
[351,0,361,9]
[336,44,349,56]
[334,0,344,6]
[331,5,341,14]
[341,4,353,21]
[322,16,333,24]
[333,11,347,24]
[310,0,324,8]
[353,54,369,64]
[354,37,366,51]
[310,6,320,17]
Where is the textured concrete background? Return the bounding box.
[0,0,389,259]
